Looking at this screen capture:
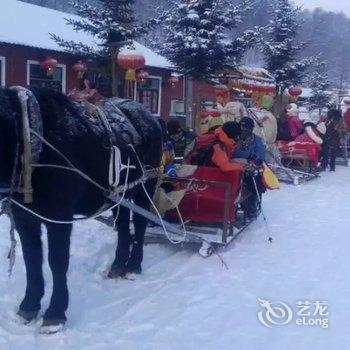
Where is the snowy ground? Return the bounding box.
[0,167,350,350]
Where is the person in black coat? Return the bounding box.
[232,117,266,220]
[321,109,346,172]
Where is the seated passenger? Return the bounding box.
[232,117,266,219]
[184,121,244,172]
[233,117,265,166]
[284,103,303,140]
[166,118,196,161]
[278,103,303,141]
[295,120,324,144]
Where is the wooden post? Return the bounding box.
[110,46,118,97]
[184,76,194,130]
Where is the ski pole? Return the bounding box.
[252,176,273,243]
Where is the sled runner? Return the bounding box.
[97,165,259,256]
[272,141,321,184]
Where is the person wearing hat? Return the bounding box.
[232,117,266,219]
[278,103,303,141]
[295,120,324,145]
[215,89,248,123]
[232,117,266,165]
[285,103,303,140]
[320,109,347,172]
[184,121,244,172]
[166,118,196,161]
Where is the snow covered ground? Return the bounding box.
[1,167,350,349]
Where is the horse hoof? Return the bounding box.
[40,318,66,334]
[107,265,125,279]
[17,310,39,324]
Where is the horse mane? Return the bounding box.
[0,87,22,123]
[30,87,81,120]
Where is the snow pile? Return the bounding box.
[0,0,171,69]
[0,167,350,348]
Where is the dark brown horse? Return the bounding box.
[0,87,162,332]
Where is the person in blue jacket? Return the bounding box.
[232,117,266,165]
[232,117,266,219]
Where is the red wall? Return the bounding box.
[0,44,77,92]
[0,43,216,122]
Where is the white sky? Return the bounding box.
[294,0,350,16]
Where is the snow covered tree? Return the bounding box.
[51,0,155,95]
[160,0,253,80]
[309,59,331,115]
[160,0,256,129]
[261,0,312,95]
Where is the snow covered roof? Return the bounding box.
[0,0,172,69]
[238,66,274,80]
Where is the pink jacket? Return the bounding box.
[285,116,303,139]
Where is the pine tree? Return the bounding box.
[261,0,312,95]
[309,59,331,115]
[160,0,254,80]
[51,0,155,95]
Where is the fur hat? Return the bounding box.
[222,121,241,139]
[286,103,298,116]
[240,117,255,130]
[166,118,182,135]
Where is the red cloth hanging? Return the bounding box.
[166,166,242,223]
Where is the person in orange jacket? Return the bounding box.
[184,121,244,172]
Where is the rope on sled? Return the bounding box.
[5,127,226,267]
[128,144,188,245]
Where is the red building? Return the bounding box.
[0,0,218,123]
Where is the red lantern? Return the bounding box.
[168,75,180,87]
[72,61,87,79]
[117,53,145,81]
[40,57,58,76]
[137,70,149,83]
[288,86,303,97]
[117,52,145,98]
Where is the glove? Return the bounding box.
[164,164,177,177]
[244,163,260,177]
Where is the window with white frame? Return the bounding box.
[27,60,66,93]
[0,56,5,86]
[136,76,161,116]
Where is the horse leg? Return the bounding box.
[108,205,131,278]
[42,222,72,327]
[126,180,157,274]
[13,211,44,323]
